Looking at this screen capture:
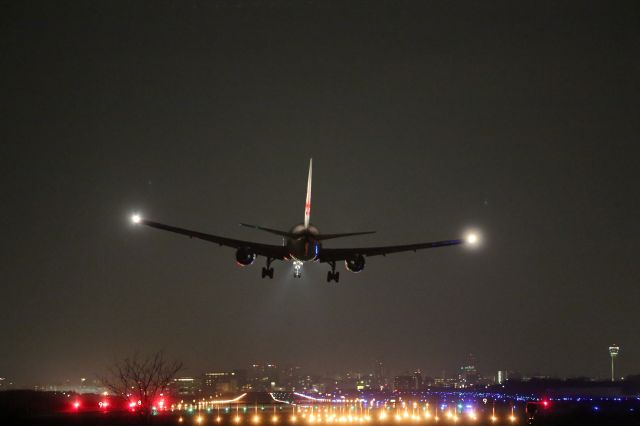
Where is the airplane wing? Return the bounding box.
[318,238,464,262]
[139,219,289,260]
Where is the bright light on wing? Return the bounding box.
[466,233,478,244]
[131,214,142,224]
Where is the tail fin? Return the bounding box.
[304,158,312,228]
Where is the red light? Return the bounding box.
[73,401,80,410]
[542,400,550,408]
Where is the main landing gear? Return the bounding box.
[327,261,340,283]
[261,258,274,279]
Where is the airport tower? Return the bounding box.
[608,345,620,382]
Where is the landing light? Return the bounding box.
[131,214,142,224]
[466,233,478,244]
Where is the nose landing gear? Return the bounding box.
[293,260,303,278]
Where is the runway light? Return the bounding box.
[178,417,183,423]
[197,416,203,424]
[131,213,142,224]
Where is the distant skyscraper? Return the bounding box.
[393,375,414,391]
[458,353,478,388]
[374,360,386,389]
[412,370,423,390]
[609,345,620,382]
[497,370,507,385]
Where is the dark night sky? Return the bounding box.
[1,1,639,386]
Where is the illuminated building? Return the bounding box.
[393,375,414,391]
[249,364,280,391]
[203,371,246,394]
[170,377,200,396]
[458,354,479,388]
[374,360,387,389]
[412,370,423,390]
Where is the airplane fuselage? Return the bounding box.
[286,223,321,261]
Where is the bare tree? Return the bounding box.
[100,351,183,416]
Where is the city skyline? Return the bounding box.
[2,347,629,391]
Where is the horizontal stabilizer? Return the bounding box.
[315,231,376,240]
[239,223,293,238]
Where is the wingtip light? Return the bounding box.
[466,233,478,244]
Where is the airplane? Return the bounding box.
[130,159,479,282]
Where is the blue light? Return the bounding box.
[593,406,599,411]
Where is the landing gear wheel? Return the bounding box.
[262,267,274,279]
[327,266,340,283]
[326,271,340,283]
[262,258,275,279]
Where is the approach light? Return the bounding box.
[131,213,142,224]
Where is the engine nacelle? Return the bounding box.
[345,254,366,273]
[235,247,256,266]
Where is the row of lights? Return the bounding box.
[181,411,518,424]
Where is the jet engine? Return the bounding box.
[345,254,366,273]
[235,247,256,266]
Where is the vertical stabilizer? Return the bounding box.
[304,158,312,228]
